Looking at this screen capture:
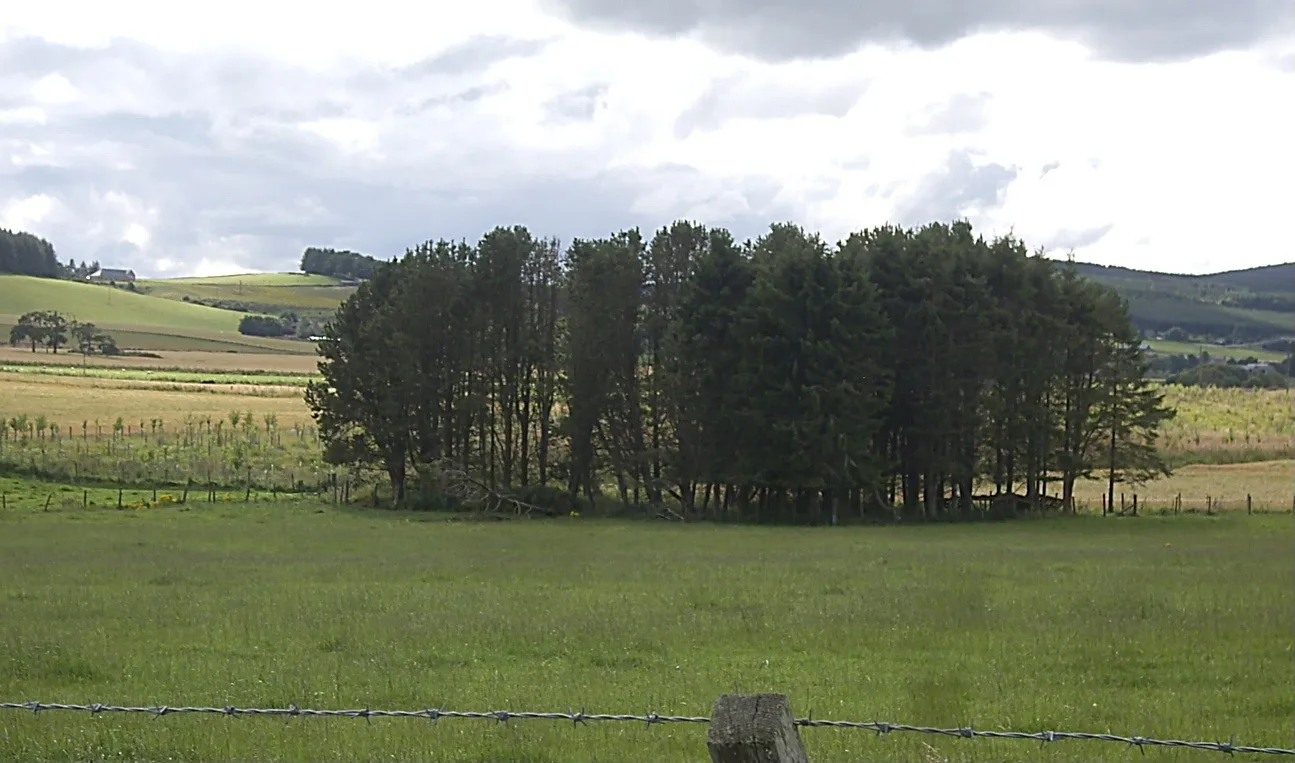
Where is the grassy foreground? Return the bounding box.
[0,500,1290,762]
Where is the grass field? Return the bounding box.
[138,273,356,312]
[0,276,316,355]
[1144,339,1287,363]
[1159,386,1295,460]
[0,372,309,423]
[0,276,247,333]
[0,348,320,374]
[146,273,344,287]
[0,495,1290,763]
[1068,459,1293,512]
[0,364,313,387]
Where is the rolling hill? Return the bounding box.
[1070,262,1295,342]
[136,273,358,317]
[0,275,315,355]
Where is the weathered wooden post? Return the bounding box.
[707,694,809,763]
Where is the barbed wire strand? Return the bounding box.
[2,702,1291,756]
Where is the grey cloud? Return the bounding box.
[0,37,795,277]
[1046,223,1115,251]
[895,152,1018,227]
[909,92,991,135]
[1040,160,1061,177]
[544,84,609,123]
[539,0,1294,63]
[674,73,865,139]
[399,83,507,116]
[397,35,549,79]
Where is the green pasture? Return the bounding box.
[147,273,342,287]
[139,273,356,311]
[0,485,1290,762]
[0,276,247,333]
[0,276,316,355]
[1144,339,1287,363]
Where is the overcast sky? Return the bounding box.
[2,1,1292,277]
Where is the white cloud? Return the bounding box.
[29,72,78,104]
[0,2,1292,276]
[2,193,61,231]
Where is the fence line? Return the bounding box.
[3,701,1291,757]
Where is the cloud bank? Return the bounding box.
[1,1,1292,276]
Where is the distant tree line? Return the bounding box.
[306,220,1174,523]
[238,314,296,337]
[300,248,381,280]
[8,311,118,356]
[0,229,62,278]
[1166,359,1291,389]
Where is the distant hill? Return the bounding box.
[0,275,315,355]
[1069,261,1295,342]
[137,272,357,313]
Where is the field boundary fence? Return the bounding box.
[3,696,1292,761]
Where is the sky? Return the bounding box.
[1,1,1292,278]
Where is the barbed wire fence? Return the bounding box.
[3,701,1292,757]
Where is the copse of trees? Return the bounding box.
[306,220,1174,522]
[0,229,62,278]
[300,247,381,280]
[238,314,296,337]
[8,311,118,356]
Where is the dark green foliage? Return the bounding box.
[1169,363,1289,389]
[306,220,1175,522]
[68,321,119,357]
[7,311,68,353]
[0,230,61,278]
[237,315,295,337]
[299,247,382,280]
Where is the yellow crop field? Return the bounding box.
[0,347,320,374]
[1068,459,1293,513]
[0,372,312,427]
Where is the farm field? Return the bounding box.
[0,275,315,355]
[0,500,1290,762]
[0,363,313,387]
[1157,385,1294,462]
[1144,338,1287,363]
[138,273,356,312]
[1,360,1292,507]
[0,348,320,374]
[0,371,310,423]
[1067,459,1293,513]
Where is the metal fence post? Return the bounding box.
[707,693,809,763]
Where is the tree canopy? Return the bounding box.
[299,247,382,280]
[0,229,62,278]
[306,220,1174,522]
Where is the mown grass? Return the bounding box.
[146,273,345,287]
[0,348,320,374]
[0,364,314,387]
[0,492,1290,763]
[0,276,247,333]
[0,276,318,355]
[139,274,356,312]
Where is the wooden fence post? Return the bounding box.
[707,694,809,763]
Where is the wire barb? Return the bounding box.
[0,701,1290,756]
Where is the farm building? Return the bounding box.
[87,267,136,282]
